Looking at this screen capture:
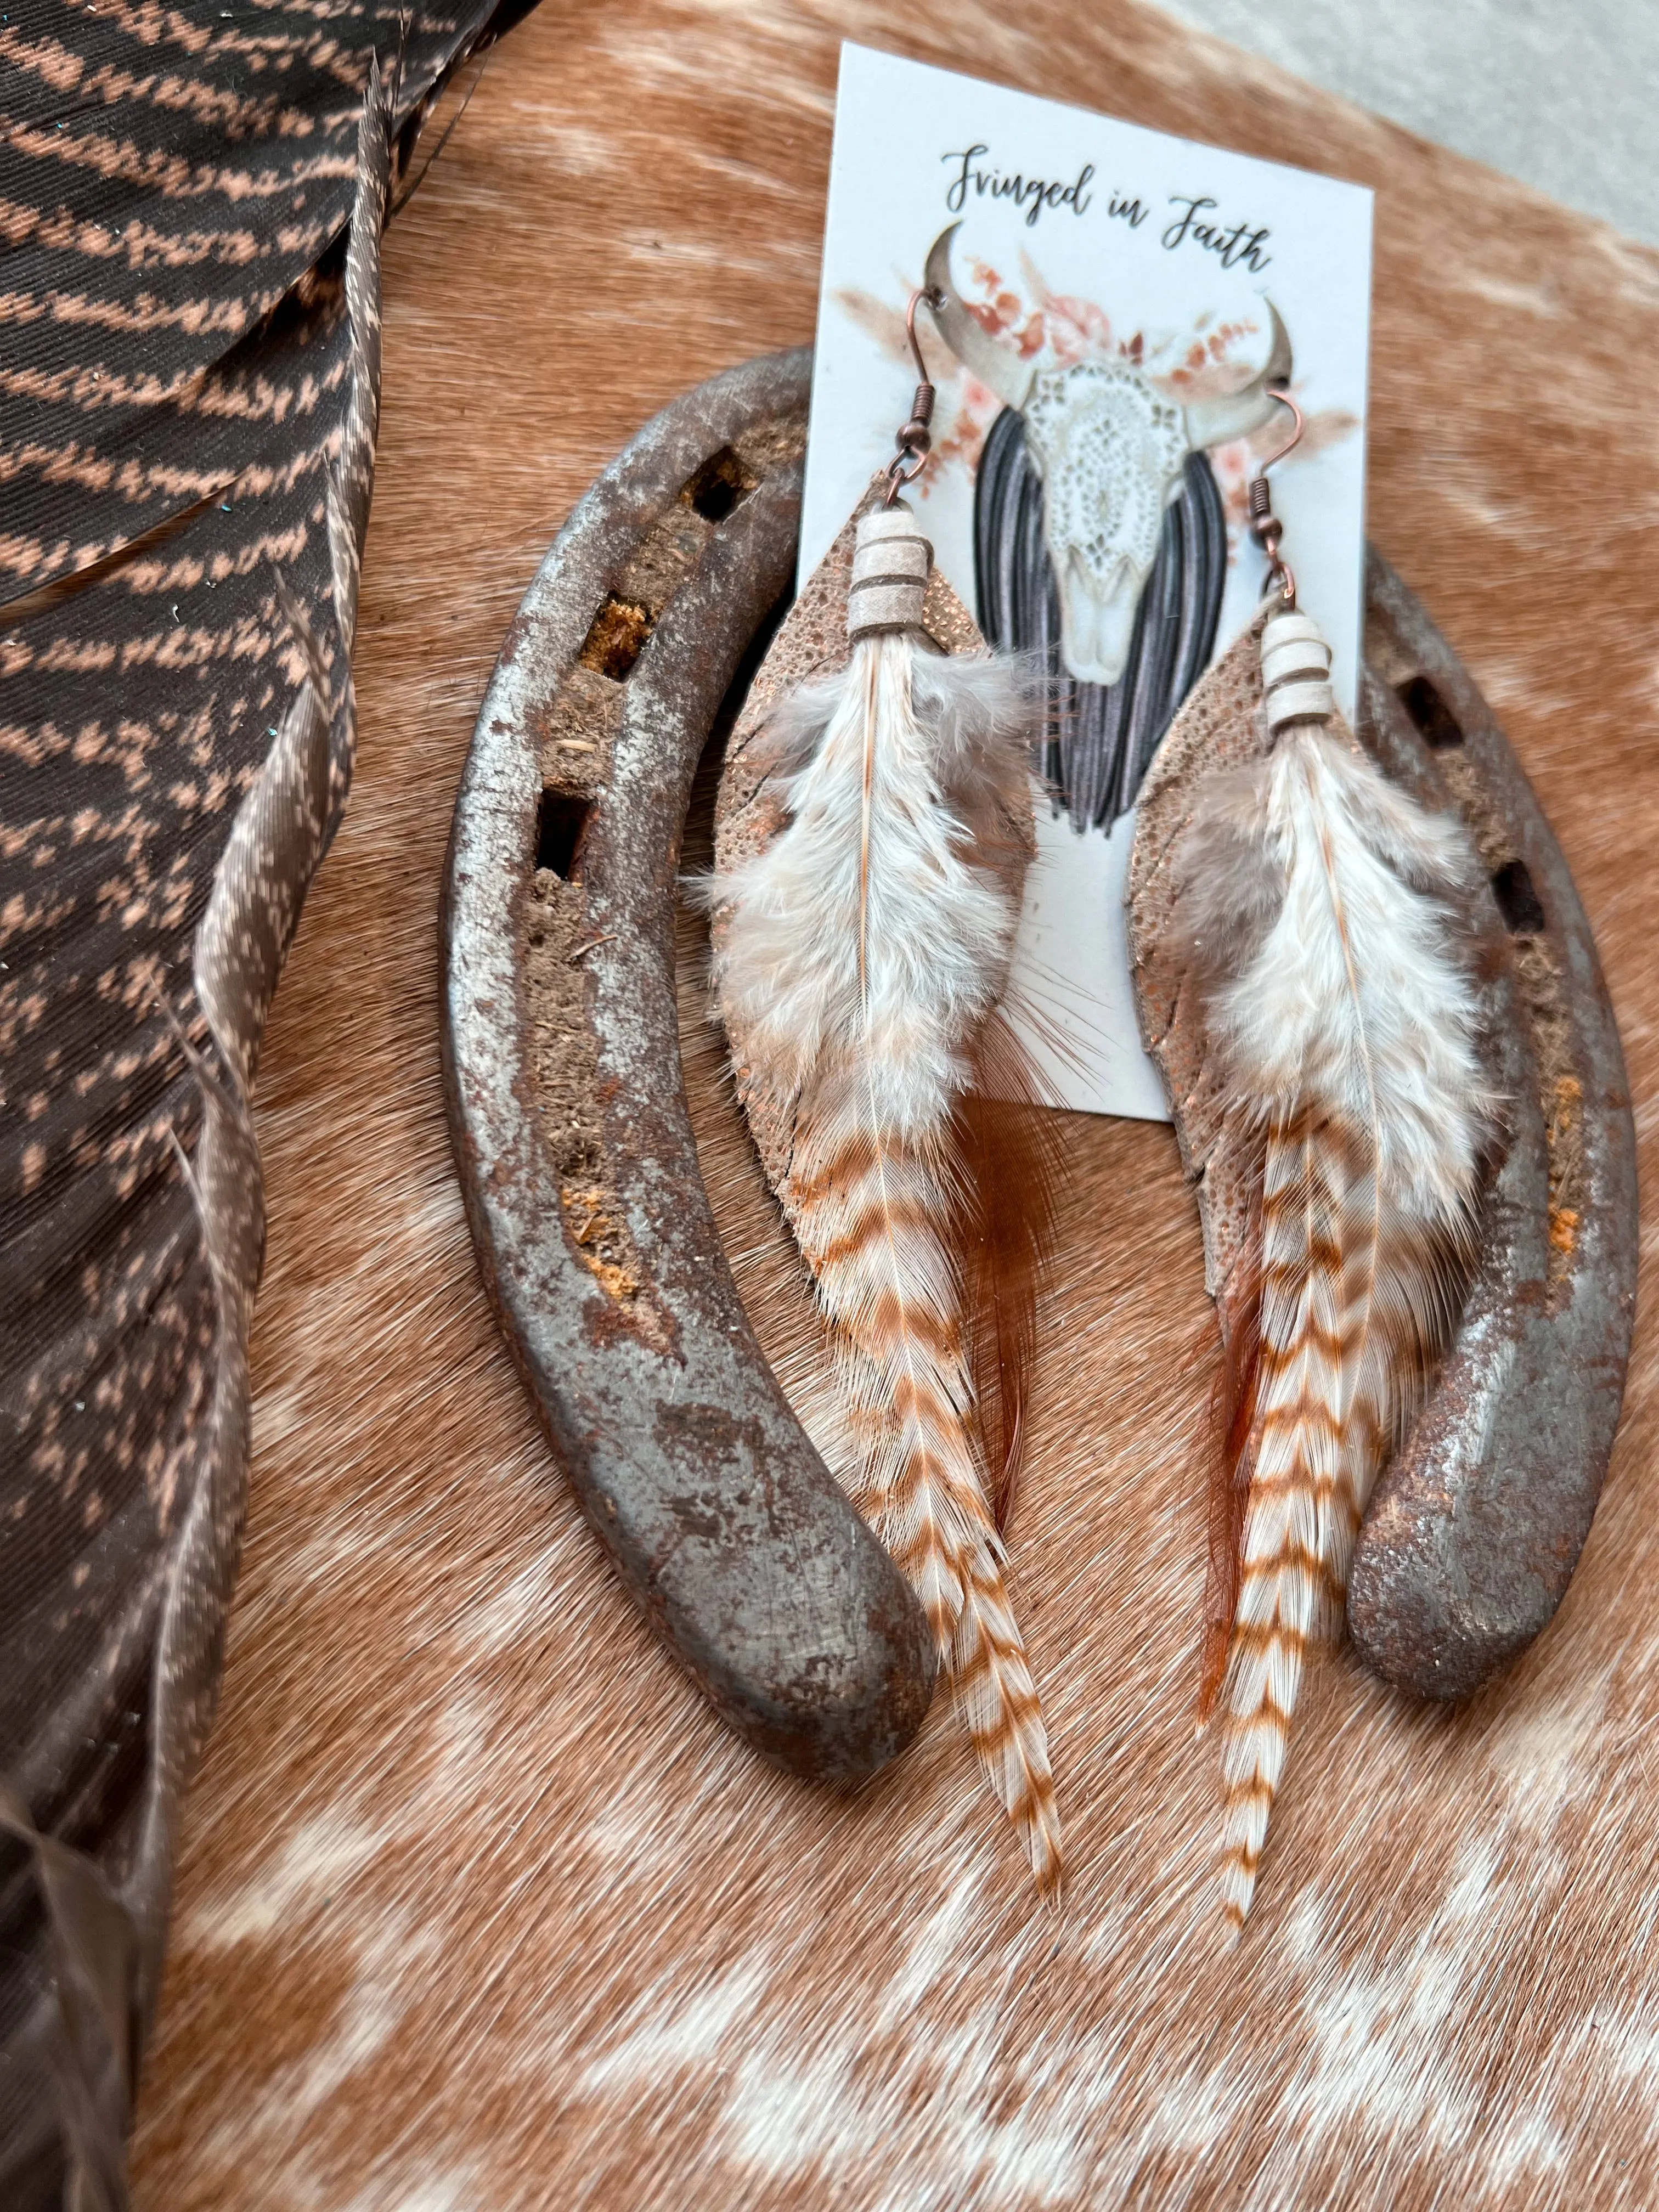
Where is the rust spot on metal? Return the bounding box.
[577,594,655,680]
[560,1186,639,1299]
[521,864,651,1316]
[681,443,756,523]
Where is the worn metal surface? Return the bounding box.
[441,349,936,1783]
[1347,551,1638,1698]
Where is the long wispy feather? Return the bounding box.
[1173,613,1493,1928]
[707,517,1061,1892]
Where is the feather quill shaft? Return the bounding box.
[708,513,1060,1890]
[1177,611,1491,1926]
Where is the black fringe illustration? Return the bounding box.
[974,408,1226,831]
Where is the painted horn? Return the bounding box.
[1182,300,1294,450]
[922,223,1036,411]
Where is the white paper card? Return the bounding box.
[803,42,1374,1118]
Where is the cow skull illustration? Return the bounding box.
[923,224,1293,686]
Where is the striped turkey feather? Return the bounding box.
[1167,610,1496,1927]
[706,502,1061,1893]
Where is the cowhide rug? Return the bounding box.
[131,0,1659,2204]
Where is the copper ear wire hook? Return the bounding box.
[1256,385,1304,472]
[1247,384,1303,605]
[884,284,942,504]
[905,284,936,383]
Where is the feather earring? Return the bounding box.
[1129,396,1498,1929]
[705,296,1062,1893]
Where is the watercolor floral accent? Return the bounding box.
[834,250,1358,555]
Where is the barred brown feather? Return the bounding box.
[788,1066,1062,1892]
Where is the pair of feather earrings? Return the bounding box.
[703,301,1495,1926]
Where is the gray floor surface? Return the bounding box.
[1159,0,1658,246]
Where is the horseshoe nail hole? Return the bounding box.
[578,595,654,681]
[1397,673,1464,749]
[537,788,591,880]
[681,445,755,524]
[1491,858,1546,935]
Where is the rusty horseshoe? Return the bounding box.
[442,351,936,1781]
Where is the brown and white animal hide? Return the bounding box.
[129,1,1659,2205]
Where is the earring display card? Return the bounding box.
[803,42,1374,1118]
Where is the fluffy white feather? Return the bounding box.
[1208,728,1490,1212]
[713,637,1023,1130]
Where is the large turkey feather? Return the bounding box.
[0,7,538,2196]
